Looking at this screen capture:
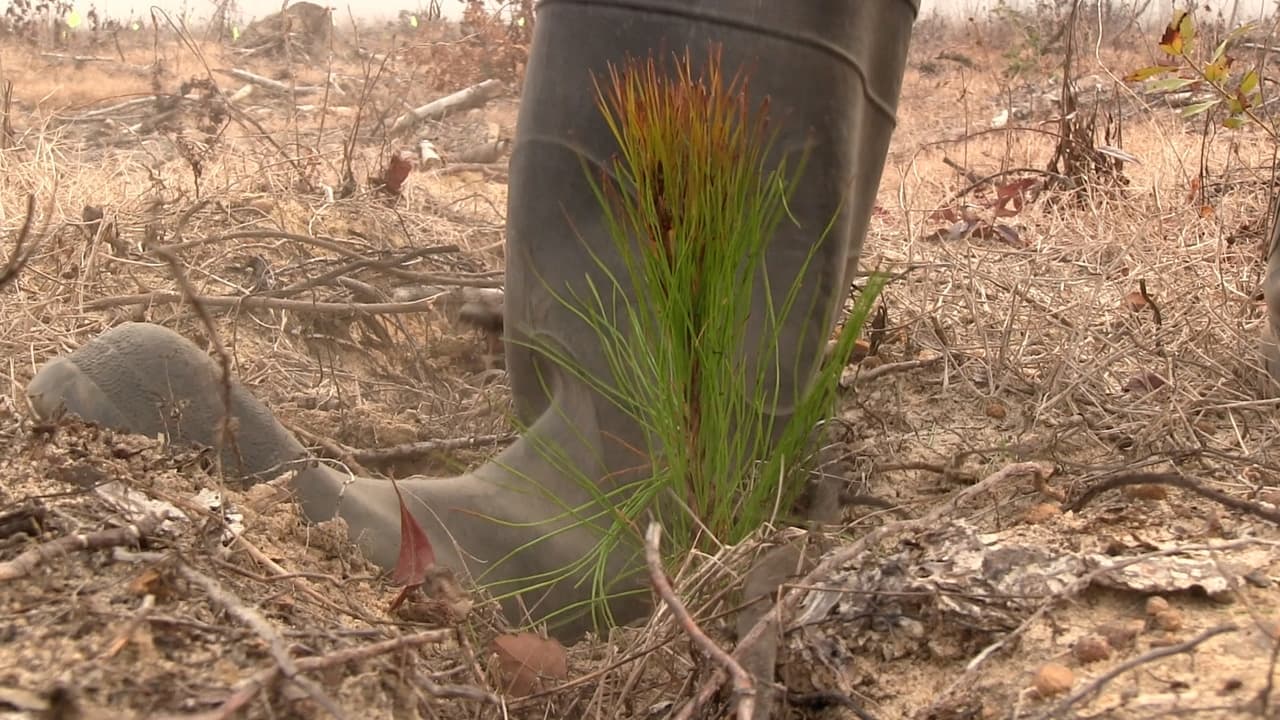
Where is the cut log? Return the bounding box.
[388,79,504,137]
[216,68,327,96]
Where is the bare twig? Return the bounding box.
[1066,471,1280,524]
[842,356,943,387]
[85,291,444,315]
[152,242,244,477]
[648,523,755,720]
[173,630,458,720]
[215,67,327,96]
[351,432,515,464]
[0,514,163,582]
[0,195,40,291]
[178,563,347,719]
[1041,624,1238,718]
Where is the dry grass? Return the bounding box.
[1,9,1279,720]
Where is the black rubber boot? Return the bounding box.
[27,0,919,640]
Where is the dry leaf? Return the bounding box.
[388,479,436,613]
[1123,290,1149,312]
[1122,371,1166,394]
[490,632,568,697]
[381,151,415,195]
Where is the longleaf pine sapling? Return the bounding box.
[513,46,883,627]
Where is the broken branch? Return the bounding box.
[389,79,505,137]
[0,513,163,582]
[648,523,755,720]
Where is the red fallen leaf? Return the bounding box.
[992,177,1041,217]
[390,478,435,588]
[490,632,568,697]
[381,151,415,195]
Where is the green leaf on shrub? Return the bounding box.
[1181,99,1220,118]
[1146,77,1197,93]
[1240,70,1260,95]
[1204,54,1231,84]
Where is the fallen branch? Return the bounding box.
[435,162,509,179]
[178,563,345,718]
[41,52,120,63]
[215,67,328,96]
[180,630,464,720]
[158,230,490,287]
[647,523,755,720]
[841,356,943,388]
[351,432,515,464]
[1066,471,1280,525]
[389,79,505,137]
[0,513,163,582]
[86,292,443,315]
[0,195,40,291]
[61,96,157,121]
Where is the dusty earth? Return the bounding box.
[2,7,1280,720]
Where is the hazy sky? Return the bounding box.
[72,0,1280,26]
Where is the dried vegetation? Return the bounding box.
[1,3,1280,719]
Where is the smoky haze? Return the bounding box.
[49,0,1280,27]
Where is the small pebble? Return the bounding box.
[1032,663,1075,697]
[1098,619,1145,650]
[1073,635,1113,663]
[1145,596,1170,615]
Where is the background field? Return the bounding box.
[1,3,1279,719]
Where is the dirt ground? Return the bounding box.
[2,7,1280,720]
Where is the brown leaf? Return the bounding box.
[1123,290,1149,312]
[490,632,568,697]
[1122,371,1166,394]
[381,151,415,195]
[1186,175,1202,204]
[991,177,1041,217]
[390,479,435,589]
[1158,11,1192,56]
